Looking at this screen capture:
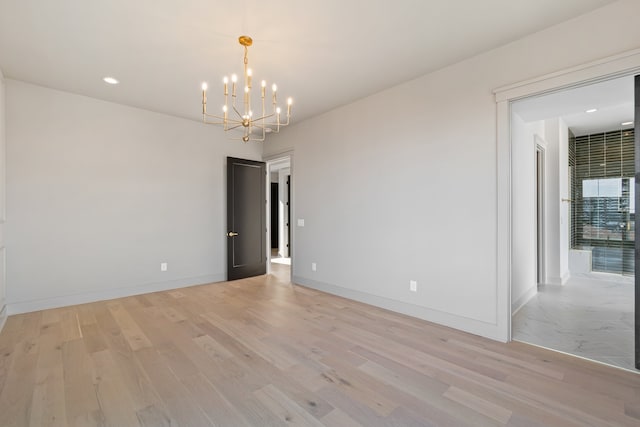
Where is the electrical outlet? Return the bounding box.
[161,262,168,272]
[409,280,417,292]
[311,262,317,271]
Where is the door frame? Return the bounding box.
[494,48,640,342]
[534,138,546,286]
[265,152,294,277]
[635,75,639,369]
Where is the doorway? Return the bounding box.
[510,75,636,371]
[266,156,292,281]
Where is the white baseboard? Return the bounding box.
[7,274,225,315]
[292,275,506,342]
[511,286,537,316]
[546,272,570,286]
[0,305,7,335]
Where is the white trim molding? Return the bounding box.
[494,48,640,101]
[7,274,225,315]
[512,286,537,316]
[494,48,640,342]
[0,305,6,335]
[294,276,508,342]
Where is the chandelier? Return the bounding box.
[201,35,292,142]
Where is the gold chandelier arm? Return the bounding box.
[202,113,225,124]
[250,112,276,122]
[203,114,243,128]
[225,123,245,131]
[231,104,244,119]
[202,119,245,133]
[203,113,241,122]
[278,116,291,126]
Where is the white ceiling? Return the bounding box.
[512,76,634,136]
[0,0,618,124]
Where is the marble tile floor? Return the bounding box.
[512,274,636,371]
[271,256,291,265]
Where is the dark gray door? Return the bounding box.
[635,75,639,369]
[227,157,266,281]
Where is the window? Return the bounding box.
[570,129,635,275]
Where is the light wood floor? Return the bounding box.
[1,264,639,426]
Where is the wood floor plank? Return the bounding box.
[201,311,298,370]
[357,358,500,427]
[443,386,512,425]
[192,334,234,360]
[29,326,68,427]
[0,264,638,427]
[0,313,41,427]
[60,310,83,343]
[133,347,212,426]
[450,338,565,380]
[179,373,250,427]
[61,339,102,425]
[318,355,398,417]
[106,303,152,352]
[90,350,142,427]
[135,404,174,427]
[78,323,107,354]
[253,383,325,426]
[320,407,363,427]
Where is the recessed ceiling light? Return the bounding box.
[585,108,598,113]
[621,121,634,126]
[103,77,119,85]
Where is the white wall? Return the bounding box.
[511,114,542,313]
[558,119,570,280]
[0,69,6,331]
[543,118,570,285]
[6,80,262,313]
[264,0,640,341]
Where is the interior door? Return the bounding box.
[635,74,639,370]
[227,157,266,281]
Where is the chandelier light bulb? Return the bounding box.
[231,74,238,83]
[247,69,252,77]
[222,105,228,112]
[276,107,281,114]
[223,76,229,84]
[261,80,266,88]
[244,86,249,93]
[287,97,293,105]
[201,82,208,91]
[272,83,277,92]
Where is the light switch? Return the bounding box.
[297,219,305,227]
